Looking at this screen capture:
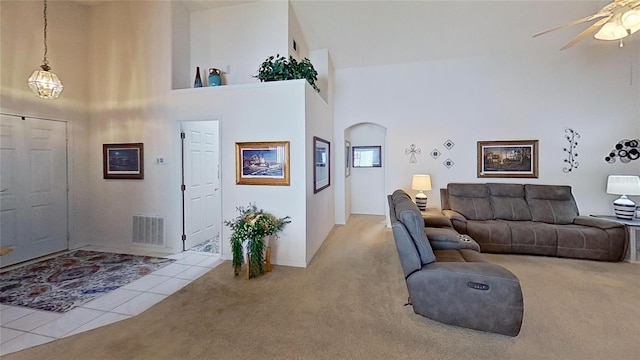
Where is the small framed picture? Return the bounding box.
[477,140,538,178]
[235,141,290,186]
[103,143,144,179]
[352,145,382,168]
[314,136,330,193]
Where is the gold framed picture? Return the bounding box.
[235,141,290,186]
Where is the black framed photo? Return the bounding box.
[314,136,330,193]
[345,140,351,177]
[352,145,382,168]
[103,143,144,179]
[477,140,538,178]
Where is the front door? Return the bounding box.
[0,115,68,267]
[181,121,221,252]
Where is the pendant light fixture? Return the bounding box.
[27,0,63,99]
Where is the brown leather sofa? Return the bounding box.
[440,183,627,261]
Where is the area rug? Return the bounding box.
[0,250,175,313]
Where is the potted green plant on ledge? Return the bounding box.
[224,203,291,279]
[253,54,320,92]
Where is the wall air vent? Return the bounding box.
[132,215,164,246]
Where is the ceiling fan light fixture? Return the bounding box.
[621,9,640,28]
[594,20,629,40]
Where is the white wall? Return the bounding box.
[171,0,191,90]
[349,123,386,215]
[334,46,640,217]
[86,0,328,267]
[0,0,91,250]
[304,83,334,264]
[169,81,309,267]
[190,0,289,87]
[288,1,309,60]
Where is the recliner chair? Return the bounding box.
[388,190,524,336]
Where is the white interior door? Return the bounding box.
[0,115,68,267]
[181,121,221,251]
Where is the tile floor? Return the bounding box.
[0,248,222,356]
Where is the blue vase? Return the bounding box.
[208,68,222,86]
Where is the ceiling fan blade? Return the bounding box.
[560,16,613,50]
[533,13,611,38]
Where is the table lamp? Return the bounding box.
[411,174,432,211]
[606,175,640,219]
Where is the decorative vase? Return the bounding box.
[208,68,222,86]
[194,67,203,88]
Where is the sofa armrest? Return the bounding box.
[442,209,468,234]
[422,211,453,228]
[406,262,523,336]
[442,209,466,221]
[573,216,625,230]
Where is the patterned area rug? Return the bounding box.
[0,250,175,313]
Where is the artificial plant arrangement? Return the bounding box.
[224,203,291,278]
[253,54,320,92]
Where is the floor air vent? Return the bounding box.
[132,215,165,246]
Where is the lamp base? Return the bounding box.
[415,192,427,211]
[613,195,636,220]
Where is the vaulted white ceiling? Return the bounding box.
[69,1,640,69]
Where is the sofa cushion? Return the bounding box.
[525,184,579,224]
[487,183,532,221]
[502,220,558,256]
[391,190,436,264]
[447,183,493,220]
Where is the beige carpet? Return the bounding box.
[4,215,639,360]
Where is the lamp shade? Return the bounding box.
[606,175,640,195]
[411,174,432,191]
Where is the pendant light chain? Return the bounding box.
[27,0,63,99]
[43,0,49,68]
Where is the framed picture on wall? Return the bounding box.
[314,136,330,193]
[477,140,538,178]
[235,141,290,186]
[352,145,382,168]
[103,143,144,179]
[345,140,351,178]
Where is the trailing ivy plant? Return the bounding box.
[253,54,320,92]
[224,203,291,278]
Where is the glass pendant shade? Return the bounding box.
[28,64,63,99]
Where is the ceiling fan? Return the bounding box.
[533,0,640,50]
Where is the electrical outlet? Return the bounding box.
[225,65,230,74]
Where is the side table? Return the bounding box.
[591,215,640,263]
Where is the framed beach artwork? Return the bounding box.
[235,141,290,186]
[477,140,539,178]
[103,143,144,179]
